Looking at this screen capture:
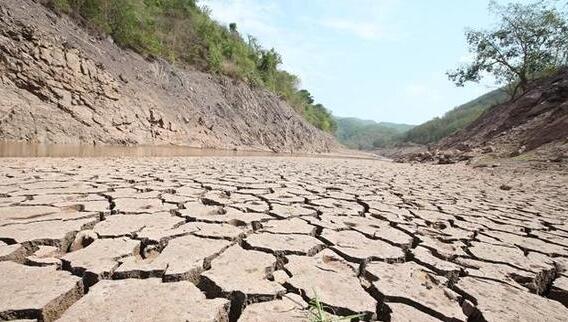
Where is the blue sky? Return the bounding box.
[200,0,527,124]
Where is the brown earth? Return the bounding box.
[1,156,567,321]
[397,69,568,165]
[0,0,339,153]
[440,69,568,156]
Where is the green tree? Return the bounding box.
[448,1,568,97]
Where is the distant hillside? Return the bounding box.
[335,117,414,149]
[440,69,568,157]
[402,89,509,144]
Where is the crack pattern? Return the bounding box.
[0,157,567,321]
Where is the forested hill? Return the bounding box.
[402,89,509,145]
[41,0,336,133]
[334,117,414,149]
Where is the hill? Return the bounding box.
[334,117,414,149]
[440,69,568,158]
[400,69,568,163]
[0,0,338,152]
[402,88,509,144]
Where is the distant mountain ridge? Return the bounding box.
[402,88,509,144]
[334,117,414,149]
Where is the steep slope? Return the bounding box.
[440,69,568,157]
[335,117,414,149]
[403,89,509,144]
[0,0,339,152]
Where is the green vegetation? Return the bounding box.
[307,290,363,322]
[42,0,336,132]
[402,89,509,144]
[334,117,414,149]
[448,1,568,97]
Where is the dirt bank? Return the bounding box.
[0,0,339,153]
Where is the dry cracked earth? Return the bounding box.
[0,156,567,322]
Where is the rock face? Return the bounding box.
[0,156,567,321]
[0,0,338,152]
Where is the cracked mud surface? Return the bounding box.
[0,157,567,321]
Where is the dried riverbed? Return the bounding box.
[0,156,567,321]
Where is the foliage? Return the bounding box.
[448,1,568,97]
[402,89,509,144]
[42,0,336,132]
[334,117,414,150]
[308,289,363,322]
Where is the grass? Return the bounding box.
[307,289,364,322]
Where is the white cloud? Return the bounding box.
[320,18,384,40]
[404,83,442,102]
[198,0,279,38]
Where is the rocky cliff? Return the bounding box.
[0,0,339,152]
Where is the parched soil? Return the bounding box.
[0,157,567,321]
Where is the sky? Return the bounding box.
[200,0,530,125]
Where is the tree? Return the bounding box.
[297,89,314,105]
[448,1,568,97]
[229,22,237,34]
